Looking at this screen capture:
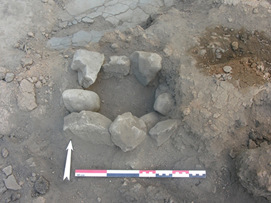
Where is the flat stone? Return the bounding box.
[2,165,12,176]
[130,51,162,86]
[140,112,160,131]
[46,37,71,50]
[62,89,100,112]
[4,175,21,190]
[223,66,232,73]
[32,197,46,203]
[153,92,174,116]
[64,111,113,146]
[71,50,104,88]
[34,176,49,195]
[0,67,8,80]
[21,57,33,68]
[102,56,130,76]
[5,73,15,83]
[71,30,92,47]
[1,148,9,158]
[82,17,94,24]
[66,0,105,16]
[149,119,179,146]
[109,112,147,152]
[17,79,37,111]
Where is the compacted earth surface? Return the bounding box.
[1,0,271,202]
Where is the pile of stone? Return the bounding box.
[62,49,178,152]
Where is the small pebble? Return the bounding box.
[227,17,233,23]
[5,73,15,83]
[252,8,259,14]
[1,148,9,158]
[97,197,102,202]
[215,52,222,59]
[183,107,191,116]
[231,42,238,51]
[223,66,232,73]
[35,81,42,88]
[28,32,35,37]
[111,43,119,50]
[32,77,38,83]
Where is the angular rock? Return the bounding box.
[21,57,33,68]
[0,67,8,80]
[130,51,162,86]
[102,56,130,76]
[4,175,21,190]
[64,111,113,146]
[140,112,160,131]
[149,119,179,146]
[71,30,92,47]
[34,176,49,195]
[5,73,15,83]
[62,89,100,112]
[2,165,12,176]
[153,92,174,115]
[17,79,37,111]
[109,112,147,152]
[46,37,71,50]
[223,66,232,73]
[71,50,105,88]
[236,145,271,200]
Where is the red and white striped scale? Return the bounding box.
[75,169,206,178]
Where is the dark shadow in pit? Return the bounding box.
[86,73,158,121]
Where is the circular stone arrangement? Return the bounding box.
[62,49,178,152]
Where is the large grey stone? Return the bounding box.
[153,92,174,115]
[71,30,92,47]
[236,145,271,200]
[62,89,100,112]
[71,50,105,88]
[4,175,21,190]
[63,111,113,146]
[109,112,147,152]
[149,119,179,146]
[102,56,130,76]
[17,79,37,111]
[46,37,71,50]
[140,112,160,131]
[130,51,162,86]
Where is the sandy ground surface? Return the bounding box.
[1,0,271,202]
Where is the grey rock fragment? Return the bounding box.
[103,56,130,76]
[71,30,92,47]
[64,111,113,146]
[4,175,21,190]
[34,176,49,195]
[236,145,271,200]
[2,165,12,176]
[17,79,37,111]
[109,112,147,152]
[140,112,160,131]
[154,92,174,115]
[1,148,9,158]
[21,57,33,68]
[5,73,15,83]
[130,51,162,86]
[0,67,8,80]
[71,50,104,88]
[46,37,71,50]
[231,41,238,51]
[82,17,94,24]
[149,119,178,146]
[223,66,232,73]
[62,89,100,112]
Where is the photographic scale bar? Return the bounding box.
[75,170,206,178]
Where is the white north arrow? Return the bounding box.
[63,140,73,180]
